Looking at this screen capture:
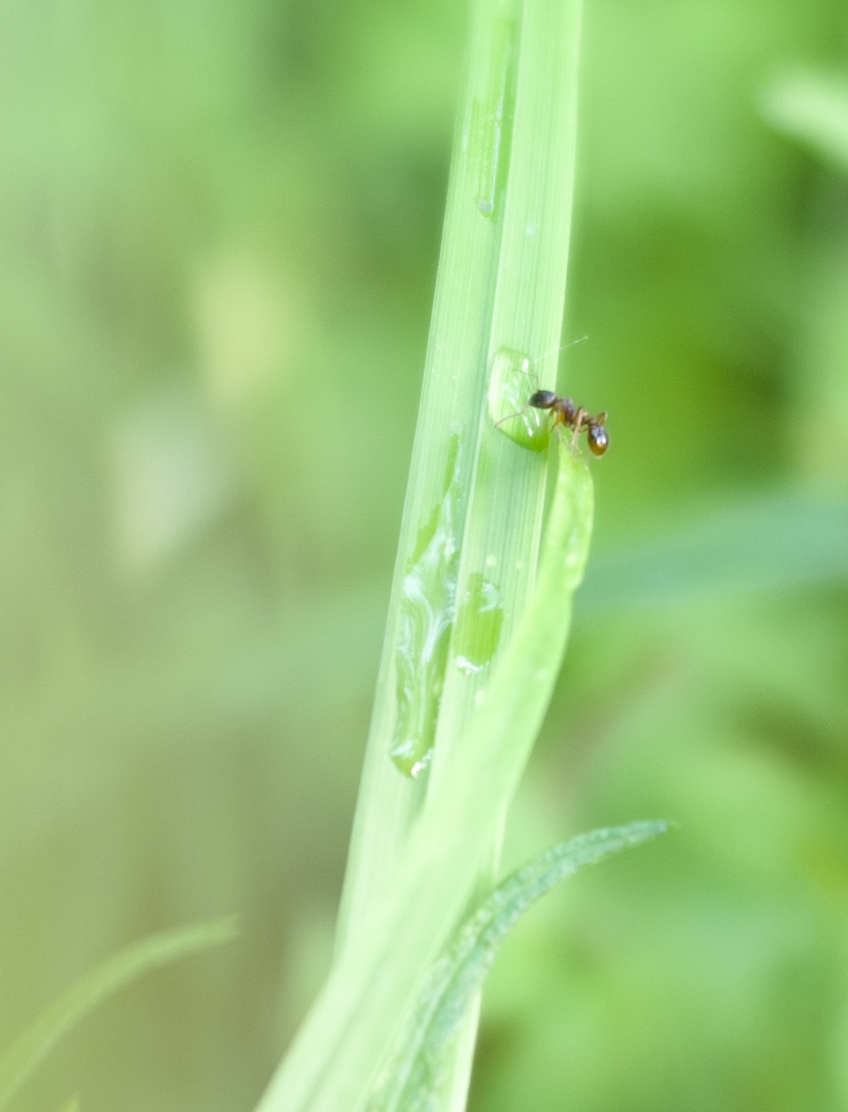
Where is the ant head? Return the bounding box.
[587,421,609,457]
[528,389,558,409]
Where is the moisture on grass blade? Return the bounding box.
[486,346,551,451]
[367,821,669,1112]
[0,918,237,1111]
[391,433,465,778]
[452,570,506,679]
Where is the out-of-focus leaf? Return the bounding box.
[0,918,237,1110]
[580,494,848,615]
[762,71,848,175]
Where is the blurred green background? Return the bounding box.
[1,1,847,1110]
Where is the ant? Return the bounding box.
[525,391,609,457]
[491,339,609,456]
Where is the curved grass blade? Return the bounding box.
[368,821,668,1112]
[0,917,237,1110]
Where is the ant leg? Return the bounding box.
[491,354,543,431]
[493,402,532,430]
[571,405,589,428]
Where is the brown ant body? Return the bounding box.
[526,390,610,456]
[490,341,609,456]
[493,380,610,456]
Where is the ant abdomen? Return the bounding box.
[587,423,610,457]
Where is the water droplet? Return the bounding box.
[487,346,549,451]
[455,655,483,676]
[390,435,464,777]
[410,752,432,779]
[452,572,504,675]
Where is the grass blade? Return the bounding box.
[261,0,586,1106]
[335,0,522,952]
[337,0,582,957]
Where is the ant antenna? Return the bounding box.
[533,334,589,370]
[501,336,589,387]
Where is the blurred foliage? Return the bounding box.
[0,0,847,1111]
[0,918,235,1110]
